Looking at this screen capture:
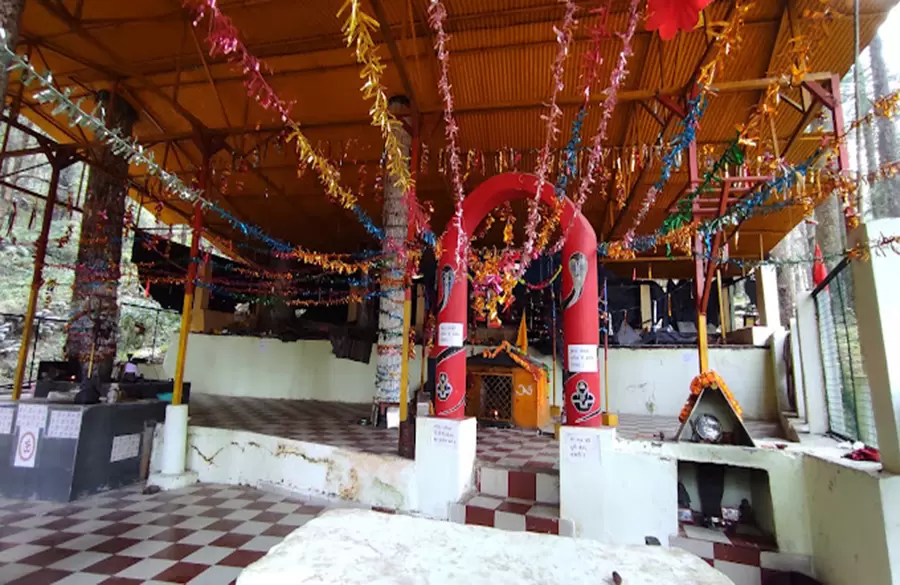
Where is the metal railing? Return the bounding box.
[0,303,176,393]
[812,257,878,446]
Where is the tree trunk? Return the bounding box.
[869,34,900,218]
[374,99,411,406]
[770,223,809,325]
[257,255,293,336]
[1,125,23,202]
[0,0,25,104]
[65,91,137,381]
[862,93,880,219]
[815,193,845,275]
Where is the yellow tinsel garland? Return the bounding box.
[339,0,414,193]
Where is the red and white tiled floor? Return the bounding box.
[0,483,332,585]
[188,394,782,471]
[670,524,814,585]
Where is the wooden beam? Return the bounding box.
[604,0,737,241]
[369,0,418,114]
[33,0,208,131]
[190,24,232,127]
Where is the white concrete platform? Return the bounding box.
[237,509,733,585]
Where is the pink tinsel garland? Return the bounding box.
[549,0,641,254]
[188,0,294,122]
[520,0,579,265]
[428,0,468,266]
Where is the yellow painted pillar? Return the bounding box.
[697,313,709,372]
[173,200,204,405]
[12,162,62,400]
[399,297,412,422]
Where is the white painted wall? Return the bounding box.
[561,431,814,555]
[415,417,477,519]
[803,454,898,585]
[166,334,776,419]
[560,427,679,546]
[163,333,424,404]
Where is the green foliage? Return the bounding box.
[0,148,180,386]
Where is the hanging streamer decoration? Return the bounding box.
[547,0,642,255]
[338,0,413,193]
[189,0,293,121]
[185,0,388,242]
[428,0,468,266]
[659,138,744,236]
[1,36,393,275]
[598,89,900,261]
[621,0,752,248]
[520,0,578,264]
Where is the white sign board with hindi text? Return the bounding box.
[563,432,600,463]
[432,421,458,448]
[567,344,598,373]
[438,323,464,347]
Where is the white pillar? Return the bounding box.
[755,265,781,327]
[849,219,900,472]
[147,404,198,490]
[795,291,828,434]
[789,317,807,421]
[559,427,677,544]
[415,417,476,519]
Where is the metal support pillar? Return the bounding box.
[172,159,206,405]
[12,149,74,399]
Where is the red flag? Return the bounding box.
[646,0,713,41]
[813,243,827,287]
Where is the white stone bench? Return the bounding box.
[237,509,733,585]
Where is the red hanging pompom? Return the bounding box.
[813,243,827,288]
[645,0,712,41]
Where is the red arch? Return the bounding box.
[433,173,602,427]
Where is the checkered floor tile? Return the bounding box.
[0,483,331,584]
[450,494,574,536]
[188,394,782,472]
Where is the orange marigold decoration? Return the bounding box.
[679,370,743,423]
[482,341,547,383]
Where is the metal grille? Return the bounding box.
[479,374,513,421]
[813,259,878,446]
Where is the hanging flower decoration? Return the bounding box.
[645,0,713,41]
[482,341,548,382]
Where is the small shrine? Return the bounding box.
[464,316,551,429]
[676,370,753,447]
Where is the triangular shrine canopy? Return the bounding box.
[676,371,755,447]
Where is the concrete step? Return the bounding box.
[449,494,574,536]
[476,466,559,504]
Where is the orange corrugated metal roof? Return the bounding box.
[9,0,898,275]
